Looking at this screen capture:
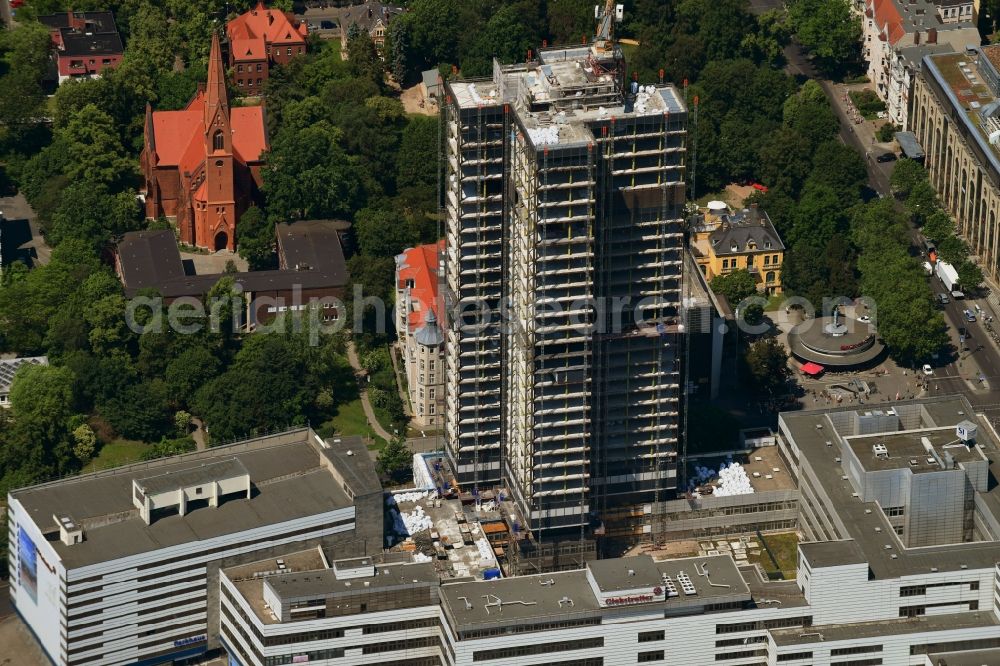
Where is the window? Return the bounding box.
[777,653,813,662]
[637,651,664,662]
[429,388,435,400]
[256,63,262,72]
[238,79,244,86]
[638,631,664,643]
[257,78,262,86]
[722,259,728,269]
[831,646,882,657]
[287,47,292,55]
[420,360,425,370]
[429,374,434,382]
[429,404,435,415]
[238,64,244,72]
[213,130,224,151]
[429,360,435,371]
[248,79,254,87]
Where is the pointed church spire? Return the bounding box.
[204,31,229,129]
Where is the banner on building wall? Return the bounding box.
[18,527,38,604]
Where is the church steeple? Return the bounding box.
[204,31,230,130]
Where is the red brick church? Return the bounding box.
[140,33,268,251]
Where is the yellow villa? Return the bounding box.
[690,201,785,295]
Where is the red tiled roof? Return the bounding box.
[232,107,268,162]
[398,240,444,331]
[150,106,204,166]
[873,0,905,45]
[227,0,307,48]
[231,37,266,61]
[150,91,267,171]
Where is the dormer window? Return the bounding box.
[747,240,757,250]
[764,241,772,249]
[730,243,738,253]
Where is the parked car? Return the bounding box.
[964,309,977,322]
[922,364,934,376]
[958,326,969,338]
[876,152,897,163]
[937,293,950,305]
[320,19,335,29]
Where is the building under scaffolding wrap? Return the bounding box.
[442,44,687,554]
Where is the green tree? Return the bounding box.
[922,210,954,243]
[263,121,364,220]
[756,128,813,198]
[236,205,276,270]
[807,141,868,202]
[377,435,413,484]
[743,337,790,397]
[72,423,97,462]
[174,410,192,436]
[46,183,142,249]
[710,269,758,306]
[0,22,51,140]
[890,158,927,197]
[397,116,439,191]
[165,344,223,403]
[906,179,939,224]
[58,104,136,187]
[788,0,862,74]
[957,261,984,291]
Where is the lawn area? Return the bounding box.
[764,292,785,312]
[84,439,148,472]
[316,397,388,449]
[748,531,799,579]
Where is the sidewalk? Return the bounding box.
[345,339,394,443]
[830,82,896,159]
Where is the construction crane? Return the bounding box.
[593,1,622,54]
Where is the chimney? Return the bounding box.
[928,27,937,44]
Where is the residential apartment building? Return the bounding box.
[443,40,687,542]
[862,0,979,127]
[395,242,446,428]
[226,0,308,92]
[7,429,382,666]
[689,203,784,296]
[38,11,124,84]
[912,46,1000,282]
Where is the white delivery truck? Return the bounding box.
[936,260,964,299]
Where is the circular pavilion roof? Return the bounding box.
[787,315,886,367]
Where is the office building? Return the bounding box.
[7,429,381,666]
[443,25,687,543]
[218,395,1000,666]
[912,46,1000,283]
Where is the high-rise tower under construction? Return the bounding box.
[442,18,687,548]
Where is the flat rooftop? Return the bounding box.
[779,396,1000,578]
[441,569,601,630]
[925,51,1000,167]
[135,457,248,494]
[224,549,439,624]
[440,554,748,630]
[9,429,358,570]
[847,429,985,473]
[928,648,1000,665]
[770,611,1000,646]
[446,45,685,149]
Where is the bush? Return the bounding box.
[877,123,897,143]
[849,89,886,119]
